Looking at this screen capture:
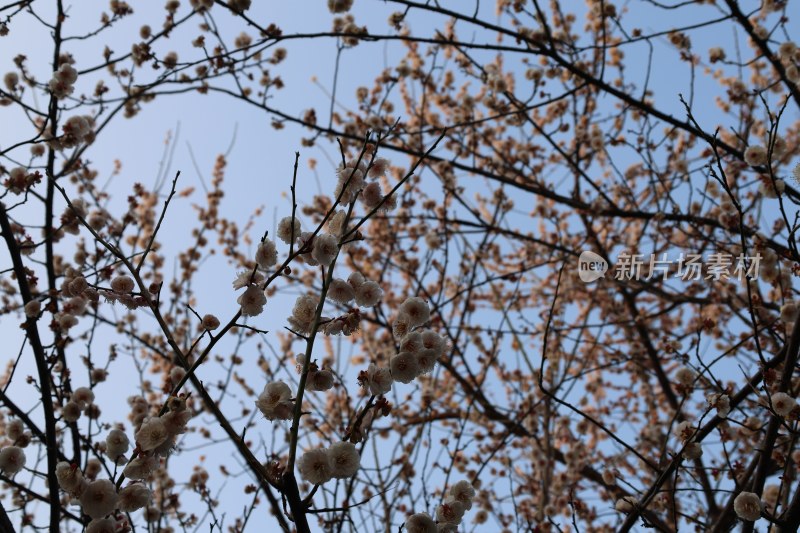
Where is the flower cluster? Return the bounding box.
[48,62,78,99]
[62,386,96,423]
[55,460,150,527]
[405,480,476,532]
[3,167,41,195]
[61,114,96,148]
[233,270,267,317]
[133,395,191,455]
[297,441,360,485]
[295,354,335,392]
[358,298,446,394]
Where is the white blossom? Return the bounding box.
[449,480,476,510]
[123,455,158,480]
[404,513,437,533]
[135,417,169,451]
[288,294,318,333]
[733,491,763,522]
[436,500,465,525]
[399,297,430,328]
[276,216,300,244]
[56,461,83,493]
[86,518,118,533]
[770,392,797,417]
[79,479,118,519]
[255,239,278,269]
[105,429,129,461]
[118,483,150,512]
[415,349,438,374]
[306,369,335,392]
[354,280,383,307]
[390,352,420,384]
[256,381,294,421]
[297,448,333,485]
[328,441,360,478]
[0,446,25,475]
[362,363,392,395]
[237,284,267,316]
[328,278,355,304]
[311,233,339,266]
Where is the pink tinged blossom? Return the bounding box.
[780,302,798,324]
[237,284,266,316]
[135,417,169,451]
[404,513,437,533]
[58,313,79,331]
[56,461,84,492]
[170,366,186,384]
[85,458,102,480]
[190,0,214,10]
[79,479,118,519]
[0,446,25,475]
[328,441,360,479]
[297,448,333,485]
[354,280,383,307]
[118,483,150,512]
[390,352,420,384]
[256,381,294,421]
[733,491,763,522]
